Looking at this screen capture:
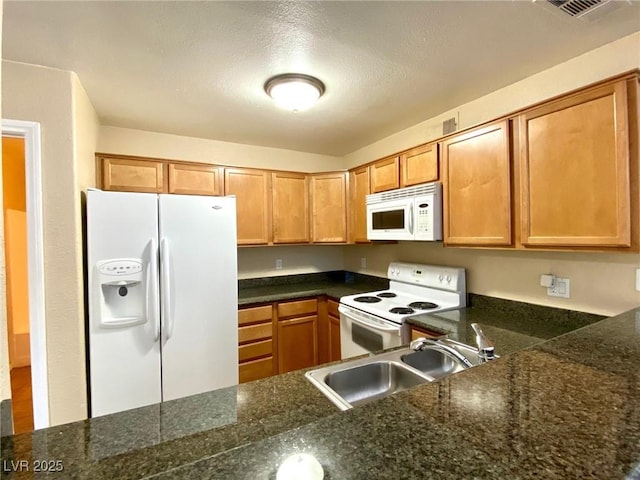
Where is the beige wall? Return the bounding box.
[342,32,640,317]
[98,126,343,173]
[0,0,11,409]
[238,245,343,280]
[344,244,639,317]
[2,60,98,426]
[343,32,640,168]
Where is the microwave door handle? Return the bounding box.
[408,203,414,235]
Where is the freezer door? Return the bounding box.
[159,194,239,401]
[87,190,161,417]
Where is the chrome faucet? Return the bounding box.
[410,337,474,368]
[471,323,496,362]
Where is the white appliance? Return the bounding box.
[340,262,466,359]
[87,189,238,417]
[366,182,442,241]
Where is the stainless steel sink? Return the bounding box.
[324,361,426,407]
[305,339,485,410]
[401,348,465,380]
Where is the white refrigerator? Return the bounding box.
[87,189,238,417]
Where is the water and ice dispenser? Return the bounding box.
[95,259,146,327]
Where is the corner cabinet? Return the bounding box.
[441,120,512,246]
[349,165,371,243]
[310,172,348,243]
[272,172,309,243]
[224,168,270,245]
[518,80,633,248]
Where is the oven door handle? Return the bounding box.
[339,306,400,333]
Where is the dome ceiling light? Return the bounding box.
[264,74,326,112]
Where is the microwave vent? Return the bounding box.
[367,182,440,204]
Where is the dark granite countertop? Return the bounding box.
[237,271,388,306]
[3,286,638,479]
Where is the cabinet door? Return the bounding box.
[277,315,318,374]
[102,157,166,193]
[224,168,270,245]
[310,172,348,243]
[370,156,400,193]
[519,81,631,247]
[328,314,341,362]
[349,166,370,243]
[441,120,512,246]
[272,172,309,243]
[168,163,223,196]
[400,143,438,187]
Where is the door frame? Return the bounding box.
[2,119,49,429]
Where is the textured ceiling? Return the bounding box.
[3,1,640,156]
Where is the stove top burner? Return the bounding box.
[376,292,397,298]
[354,296,382,303]
[389,307,415,315]
[408,301,439,310]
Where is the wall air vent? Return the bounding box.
[443,118,457,135]
[538,0,631,22]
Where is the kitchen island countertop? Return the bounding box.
[2,295,637,479]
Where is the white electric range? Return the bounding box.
[339,262,466,358]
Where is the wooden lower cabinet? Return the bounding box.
[277,298,319,374]
[278,315,318,374]
[238,305,275,383]
[410,325,442,341]
[318,297,341,364]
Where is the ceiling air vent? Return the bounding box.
[538,0,631,22]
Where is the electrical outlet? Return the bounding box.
[275,259,283,270]
[360,257,367,269]
[547,277,570,298]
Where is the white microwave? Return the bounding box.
[366,182,442,241]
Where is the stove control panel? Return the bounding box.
[387,262,466,292]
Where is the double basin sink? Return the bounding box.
[305,339,484,410]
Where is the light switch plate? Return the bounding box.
[636,268,640,292]
[360,257,367,269]
[548,277,570,298]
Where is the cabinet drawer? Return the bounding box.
[327,299,340,318]
[238,305,273,326]
[277,299,318,318]
[411,326,441,340]
[238,322,272,344]
[239,339,273,362]
[239,356,274,383]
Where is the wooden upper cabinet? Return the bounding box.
[519,80,632,247]
[271,172,309,243]
[168,163,223,195]
[400,143,439,187]
[224,168,270,245]
[349,166,371,243]
[101,157,166,193]
[441,120,512,246]
[310,172,348,243]
[370,156,400,193]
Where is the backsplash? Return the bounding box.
[238,271,388,290]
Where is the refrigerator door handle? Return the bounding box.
[160,238,174,341]
[148,238,160,341]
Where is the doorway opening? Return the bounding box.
[2,120,48,432]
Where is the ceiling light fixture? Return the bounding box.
[264,74,325,112]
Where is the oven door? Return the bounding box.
[339,305,403,359]
[366,198,414,241]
